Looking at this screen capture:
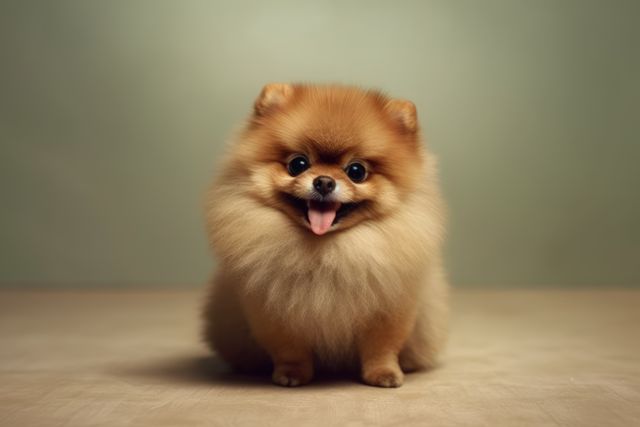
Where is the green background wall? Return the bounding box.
[1,0,638,288]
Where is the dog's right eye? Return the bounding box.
[287,155,310,176]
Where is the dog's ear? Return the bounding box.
[254,83,294,116]
[385,99,418,133]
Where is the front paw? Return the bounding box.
[362,365,404,388]
[272,362,313,387]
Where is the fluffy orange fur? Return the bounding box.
[203,84,448,387]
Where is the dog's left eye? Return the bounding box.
[345,162,367,183]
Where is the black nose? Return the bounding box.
[313,175,336,196]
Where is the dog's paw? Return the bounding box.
[272,363,313,387]
[362,365,404,388]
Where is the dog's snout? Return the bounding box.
[313,176,336,196]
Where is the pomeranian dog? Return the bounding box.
[203,83,448,388]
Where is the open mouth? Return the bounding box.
[281,194,362,235]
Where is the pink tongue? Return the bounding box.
[307,201,340,235]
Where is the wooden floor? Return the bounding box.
[0,289,639,426]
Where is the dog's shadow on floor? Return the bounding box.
[113,354,356,389]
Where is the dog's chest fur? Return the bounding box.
[237,224,423,359]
